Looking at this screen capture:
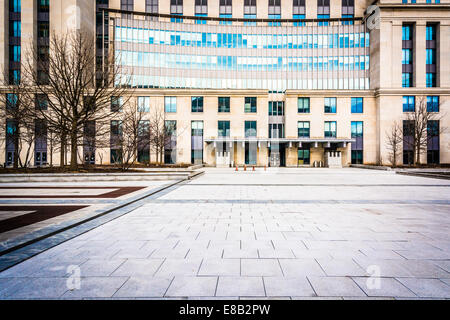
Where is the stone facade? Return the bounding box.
[0,0,448,167]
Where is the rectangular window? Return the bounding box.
[269,101,284,116]
[137,96,150,112]
[427,96,439,112]
[324,97,337,113]
[35,94,48,110]
[111,120,123,136]
[245,121,257,137]
[293,0,305,26]
[146,0,158,13]
[171,0,183,22]
[297,121,310,138]
[165,120,177,164]
[244,14,256,26]
[244,0,256,25]
[10,0,21,12]
[298,147,310,165]
[293,14,305,26]
[111,96,123,112]
[218,97,230,112]
[220,0,232,24]
[342,0,354,25]
[269,123,284,138]
[402,24,414,88]
[351,121,363,164]
[403,120,414,165]
[426,73,436,87]
[191,120,203,164]
[244,97,257,113]
[403,96,415,112]
[218,120,230,137]
[10,21,21,37]
[298,97,310,113]
[317,0,330,25]
[6,93,18,109]
[165,96,177,113]
[426,24,437,88]
[427,120,439,164]
[191,96,204,112]
[351,97,363,113]
[121,0,134,11]
[324,121,336,138]
[110,149,123,164]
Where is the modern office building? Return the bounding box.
[0,0,449,167]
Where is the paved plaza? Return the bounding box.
[0,168,449,299]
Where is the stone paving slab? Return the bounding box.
[0,168,449,299]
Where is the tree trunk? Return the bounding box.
[70,131,78,170]
[13,130,19,169]
[50,138,53,167]
[60,134,65,167]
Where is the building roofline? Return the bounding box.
[100,8,363,24]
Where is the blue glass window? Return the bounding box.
[218,121,230,137]
[10,21,21,37]
[10,0,21,12]
[324,121,337,138]
[427,96,439,112]
[351,97,363,113]
[268,14,281,27]
[426,25,436,41]
[195,14,207,24]
[318,14,329,26]
[137,96,150,112]
[293,14,305,26]
[426,73,436,87]
[191,96,204,112]
[402,49,412,65]
[403,96,415,112]
[165,96,177,113]
[219,14,232,25]
[244,14,256,26]
[171,13,183,23]
[402,25,412,41]
[342,14,353,25]
[402,73,413,88]
[426,49,436,65]
[298,98,310,113]
[245,121,257,138]
[324,97,336,113]
[298,121,310,138]
[244,97,257,113]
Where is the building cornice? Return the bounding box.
[374,88,450,97]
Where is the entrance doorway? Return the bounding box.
[245,142,257,165]
[269,143,286,167]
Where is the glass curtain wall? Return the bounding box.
[111,11,370,91]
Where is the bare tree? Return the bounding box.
[149,105,188,166]
[149,106,166,165]
[401,96,446,165]
[22,30,131,170]
[385,121,402,168]
[111,101,150,171]
[0,76,37,168]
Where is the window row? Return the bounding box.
[117,50,370,72]
[402,96,440,113]
[116,27,370,50]
[298,97,363,113]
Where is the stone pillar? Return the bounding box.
[305,0,317,20]
[415,21,427,88]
